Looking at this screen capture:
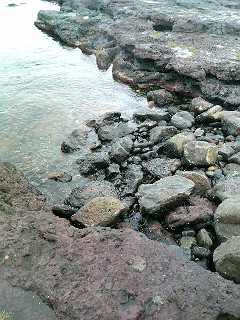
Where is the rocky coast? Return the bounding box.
[1,0,240,319]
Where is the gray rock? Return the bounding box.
[106,163,120,177]
[171,111,194,129]
[213,236,240,284]
[150,126,177,144]
[184,141,218,166]
[76,151,109,175]
[61,127,90,153]
[142,158,181,179]
[214,195,240,242]
[71,196,128,227]
[229,151,240,165]
[121,164,143,196]
[192,246,212,260]
[223,163,240,176]
[98,122,135,141]
[179,236,197,249]
[65,181,118,208]
[169,245,192,261]
[197,229,213,249]
[133,109,169,123]
[165,132,195,157]
[147,89,173,107]
[218,142,240,160]
[86,112,122,129]
[196,105,223,123]
[137,176,194,216]
[110,136,133,163]
[176,170,211,196]
[207,175,240,202]
[48,172,72,182]
[221,111,240,136]
[189,97,213,114]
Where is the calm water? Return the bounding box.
[0,0,146,204]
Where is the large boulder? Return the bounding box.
[71,197,128,227]
[137,176,195,216]
[183,141,218,166]
[1,161,240,320]
[214,195,240,241]
[213,236,240,284]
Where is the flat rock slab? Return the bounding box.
[0,161,240,320]
[0,281,57,320]
[137,176,195,216]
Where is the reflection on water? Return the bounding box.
[0,0,146,204]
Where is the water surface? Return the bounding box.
[0,0,146,204]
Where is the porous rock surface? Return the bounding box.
[1,161,240,319]
[35,0,240,108]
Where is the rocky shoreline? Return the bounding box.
[1,0,240,319]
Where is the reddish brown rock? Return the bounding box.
[0,161,240,320]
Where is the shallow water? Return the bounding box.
[0,0,146,204]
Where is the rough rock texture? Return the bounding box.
[71,196,127,227]
[176,170,211,195]
[207,175,240,202]
[61,127,90,153]
[65,180,118,208]
[142,158,181,179]
[171,111,194,129]
[1,161,240,320]
[165,132,196,157]
[35,0,240,108]
[76,151,109,175]
[213,236,240,284]
[183,141,218,166]
[214,195,240,241]
[137,176,195,216]
[221,111,240,136]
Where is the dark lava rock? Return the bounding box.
[110,136,133,163]
[137,176,194,216]
[189,97,213,114]
[65,180,118,208]
[98,122,135,141]
[76,151,109,175]
[133,109,169,123]
[165,132,196,157]
[171,111,194,129]
[147,89,174,107]
[183,141,218,166]
[221,111,240,136]
[150,125,177,144]
[207,174,240,202]
[176,170,211,196]
[86,112,122,129]
[52,204,77,219]
[1,161,240,320]
[121,164,143,196]
[61,127,90,153]
[142,158,181,179]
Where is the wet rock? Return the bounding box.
[110,136,133,163]
[61,127,90,153]
[150,126,177,144]
[1,161,240,320]
[165,132,195,157]
[196,105,223,123]
[71,197,128,227]
[65,181,118,208]
[147,89,173,107]
[137,176,194,217]
[133,109,169,123]
[189,97,213,114]
[229,151,240,165]
[165,197,214,230]
[143,219,176,245]
[213,236,240,284]
[197,229,213,249]
[176,170,211,196]
[52,204,77,219]
[221,111,240,136]
[48,172,72,182]
[142,158,181,179]
[192,246,212,260]
[183,141,218,166]
[214,195,240,242]
[121,164,143,196]
[169,245,192,261]
[171,111,194,129]
[76,151,109,175]
[86,112,122,129]
[98,122,135,141]
[207,175,240,202]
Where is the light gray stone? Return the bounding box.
[137,176,194,216]
[110,136,133,163]
[150,126,177,144]
[171,111,194,129]
[213,236,240,284]
[189,97,213,114]
[221,111,240,136]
